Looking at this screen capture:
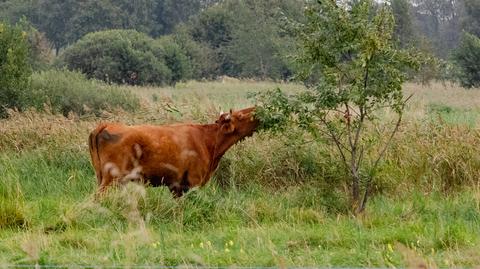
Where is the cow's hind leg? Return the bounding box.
[97,162,121,194]
[98,175,115,194]
[169,171,190,198]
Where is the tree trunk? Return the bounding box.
[351,168,361,210]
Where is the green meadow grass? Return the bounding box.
[1,81,480,267]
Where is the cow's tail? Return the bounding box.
[88,123,108,186]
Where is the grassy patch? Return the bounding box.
[1,180,479,266]
[0,176,27,229]
[428,103,480,127]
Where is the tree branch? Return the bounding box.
[357,93,413,213]
[320,117,350,172]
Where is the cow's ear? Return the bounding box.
[216,111,229,124]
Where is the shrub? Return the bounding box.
[452,32,480,88]
[15,18,55,71]
[27,70,140,116]
[0,21,31,117]
[172,25,219,79]
[25,24,55,71]
[156,36,192,84]
[59,29,173,86]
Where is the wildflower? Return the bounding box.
[224,248,230,253]
[387,243,394,253]
[228,240,234,246]
[199,242,204,249]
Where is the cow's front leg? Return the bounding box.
[169,185,184,198]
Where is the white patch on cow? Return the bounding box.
[133,143,142,159]
[104,162,120,177]
[160,163,179,174]
[181,150,198,160]
[131,158,139,167]
[123,166,143,182]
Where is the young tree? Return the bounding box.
[255,0,419,213]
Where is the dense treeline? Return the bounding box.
[0,0,216,52]
[0,0,479,86]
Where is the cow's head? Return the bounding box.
[216,107,259,137]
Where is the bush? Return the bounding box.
[172,25,219,79]
[452,32,480,88]
[59,29,174,86]
[156,36,192,84]
[14,18,55,71]
[27,70,140,116]
[0,21,31,117]
[24,23,55,71]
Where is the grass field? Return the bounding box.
[1,80,480,267]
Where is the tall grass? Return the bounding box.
[27,70,140,117]
[0,171,27,228]
[0,81,480,266]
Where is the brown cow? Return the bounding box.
[88,107,259,196]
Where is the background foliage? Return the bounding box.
[0,21,31,117]
[452,32,480,88]
[0,0,478,85]
[27,70,140,116]
[59,30,180,86]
